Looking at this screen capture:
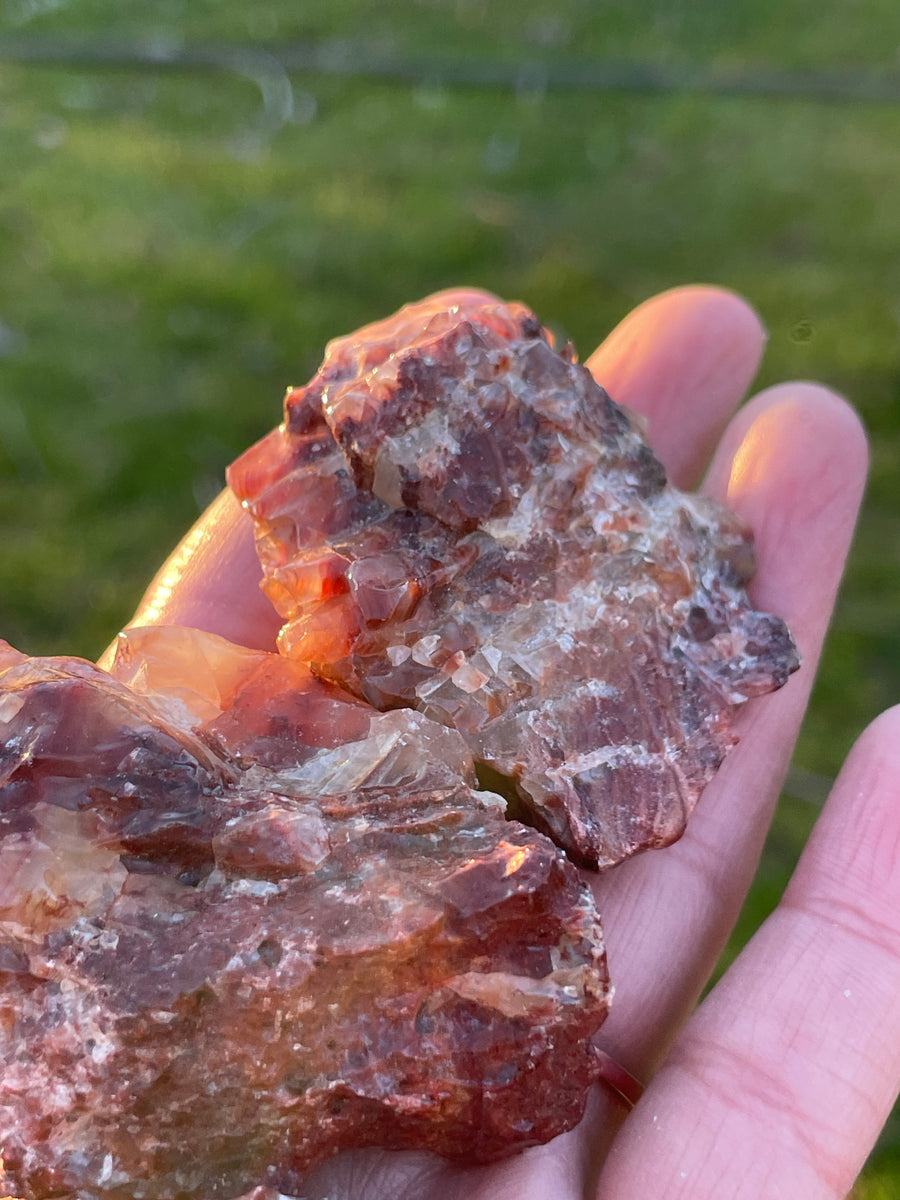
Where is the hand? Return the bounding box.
[103,286,892,1200]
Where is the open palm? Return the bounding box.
[110,286,897,1200]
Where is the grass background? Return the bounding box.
[1,1,899,1193]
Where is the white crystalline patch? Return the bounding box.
[225,878,280,900]
[580,678,620,700]
[547,742,666,783]
[275,710,473,797]
[470,788,507,812]
[483,484,542,547]
[378,407,460,507]
[280,722,404,795]
[451,660,490,694]
[445,967,592,1020]
[411,634,442,666]
[0,692,25,723]
[481,645,503,674]
[0,805,127,937]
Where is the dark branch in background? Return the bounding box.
[2,35,900,105]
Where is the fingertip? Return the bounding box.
[853,700,900,751]
[99,489,284,666]
[796,700,900,905]
[642,282,767,350]
[712,380,867,500]
[714,386,867,611]
[701,381,867,785]
[586,285,767,487]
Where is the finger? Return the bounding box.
[585,285,766,488]
[594,705,900,1200]
[97,489,282,667]
[590,385,867,1078]
[296,1128,590,1200]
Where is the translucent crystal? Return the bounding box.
[229,293,798,867]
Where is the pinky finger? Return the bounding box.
[594,706,900,1200]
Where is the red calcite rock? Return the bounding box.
[1,291,799,1198]
[0,627,610,1200]
[229,291,798,868]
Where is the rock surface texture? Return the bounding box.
[0,629,609,1200]
[229,292,798,868]
[0,292,798,1200]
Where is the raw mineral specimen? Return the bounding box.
[229,291,799,868]
[0,627,610,1200]
[0,290,798,1199]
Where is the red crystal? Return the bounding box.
[0,628,610,1200]
[229,293,798,868]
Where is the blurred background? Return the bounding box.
[0,1,898,1193]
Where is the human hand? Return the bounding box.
[103,286,891,1200]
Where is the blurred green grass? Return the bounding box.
[1,2,899,1194]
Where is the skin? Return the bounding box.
[100,286,896,1200]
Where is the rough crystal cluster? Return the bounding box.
[0,291,798,1200]
[0,629,609,1200]
[229,292,798,868]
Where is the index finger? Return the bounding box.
[97,489,279,668]
[585,285,766,488]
